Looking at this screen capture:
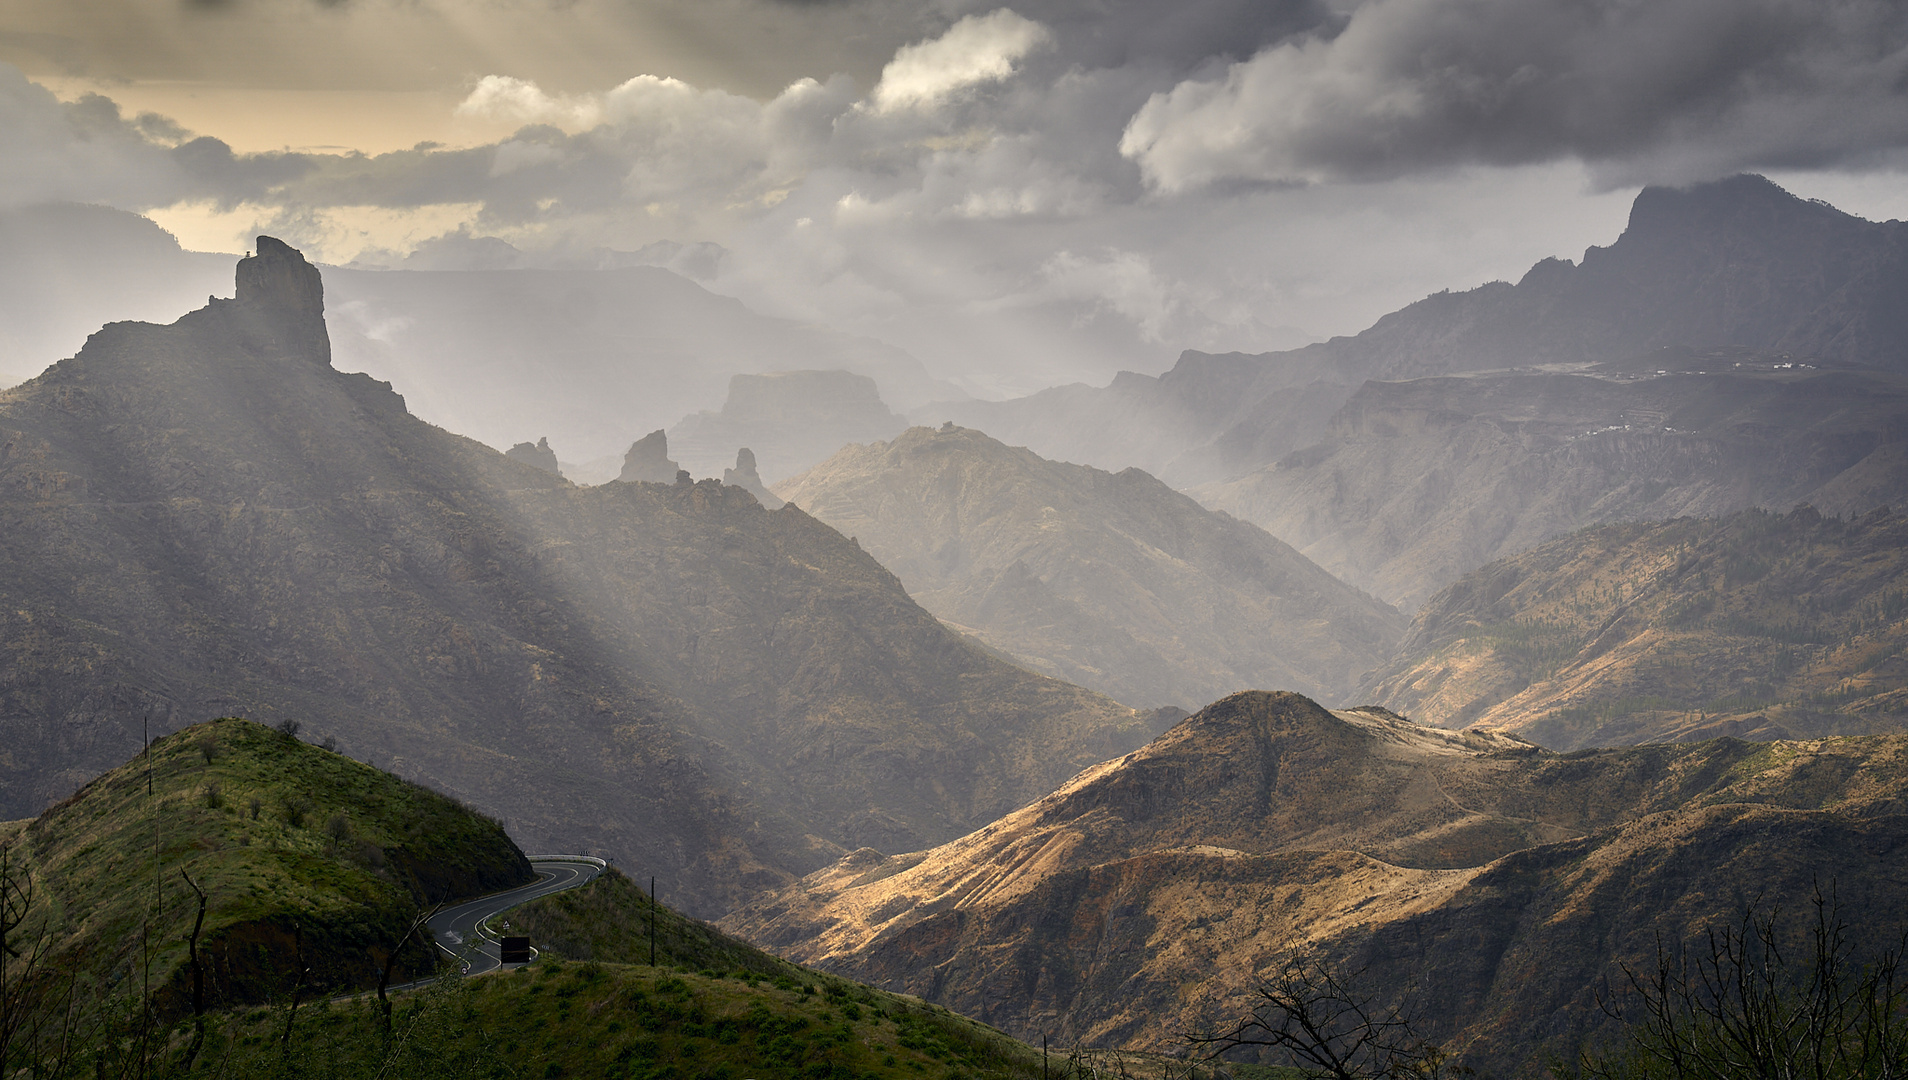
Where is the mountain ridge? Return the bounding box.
[722,690,1908,1073]
[0,237,1154,917]
[776,424,1404,709]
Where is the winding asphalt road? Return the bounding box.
[426,856,605,976]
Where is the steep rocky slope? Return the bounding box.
[723,691,1908,1074]
[1362,506,1908,749]
[928,174,1908,489]
[1198,359,1908,608]
[777,425,1404,709]
[0,239,1154,916]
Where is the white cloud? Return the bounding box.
[456,76,602,130]
[870,9,1054,113]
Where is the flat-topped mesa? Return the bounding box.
[233,235,331,366]
[618,429,681,484]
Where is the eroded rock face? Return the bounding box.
[617,429,681,483]
[506,437,563,477]
[722,448,782,508]
[233,235,330,366]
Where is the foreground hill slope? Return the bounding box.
[1198,359,1908,608]
[0,238,1153,915]
[1362,505,1908,749]
[2,716,531,1017]
[776,425,1404,709]
[723,691,1908,1074]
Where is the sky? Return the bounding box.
[5,0,1908,396]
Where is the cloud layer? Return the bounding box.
[8,0,1908,393]
[1121,0,1908,189]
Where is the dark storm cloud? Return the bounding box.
[1121,0,1908,190]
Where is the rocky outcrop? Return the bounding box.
[617,429,681,483]
[777,425,1404,709]
[668,370,906,481]
[723,690,1908,1074]
[0,241,1155,916]
[233,235,331,366]
[723,448,782,508]
[505,436,563,476]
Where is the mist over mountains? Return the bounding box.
[0,238,1157,916]
[930,174,1908,491]
[0,202,960,473]
[2,168,1906,1075]
[778,424,1402,709]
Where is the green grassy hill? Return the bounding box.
[148,957,1047,1080]
[2,716,531,1027]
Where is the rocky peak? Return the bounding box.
[617,429,681,484]
[505,436,562,477]
[722,447,782,508]
[231,235,331,366]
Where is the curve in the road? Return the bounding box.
[425,855,606,978]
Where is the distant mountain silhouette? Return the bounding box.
[927,175,1908,488]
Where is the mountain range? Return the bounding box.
[0,202,960,471]
[1362,504,1908,748]
[777,424,1404,709]
[0,238,1157,916]
[1198,357,1908,608]
[724,690,1908,1074]
[927,174,1908,499]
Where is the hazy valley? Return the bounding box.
[3,171,1907,1077]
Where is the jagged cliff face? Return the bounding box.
[1362,506,1908,748]
[0,239,1153,915]
[1197,361,1908,609]
[722,691,1908,1074]
[777,425,1404,709]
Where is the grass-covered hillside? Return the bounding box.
[2,716,531,1021]
[509,866,809,979]
[1362,505,1908,748]
[140,956,1047,1080]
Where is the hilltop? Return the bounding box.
[723,691,1908,1074]
[0,237,1155,916]
[1,731,1050,1079]
[1362,505,1908,748]
[1,716,530,1019]
[777,425,1404,709]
